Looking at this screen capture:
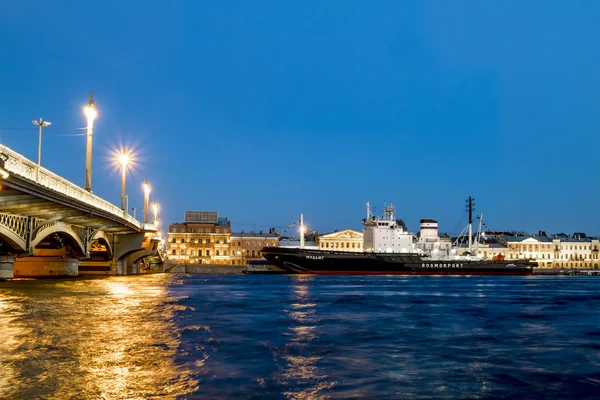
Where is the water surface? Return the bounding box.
[1,275,599,399]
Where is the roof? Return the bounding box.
[502,235,553,243]
[278,240,318,247]
[231,232,278,238]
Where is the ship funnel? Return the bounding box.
[419,219,439,239]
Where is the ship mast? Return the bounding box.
[366,201,371,220]
[467,196,475,254]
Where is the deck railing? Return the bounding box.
[0,144,142,229]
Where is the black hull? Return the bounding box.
[261,247,536,276]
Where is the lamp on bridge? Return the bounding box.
[151,201,159,225]
[83,92,97,193]
[32,118,51,183]
[143,178,150,223]
[119,150,130,211]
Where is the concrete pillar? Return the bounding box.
[127,261,140,275]
[114,259,127,275]
[0,256,15,279]
[13,256,78,277]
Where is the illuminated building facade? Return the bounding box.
[475,233,600,269]
[167,211,231,264]
[317,229,363,252]
[230,229,279,265]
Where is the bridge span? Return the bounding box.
[0,144,162,278]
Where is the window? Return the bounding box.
[180,249,184,255]
[224,250,228,256]
[172,238,176,243]
[216,239,220,244]
[252,250,255,257]
[190,238,195,243]
[216,229,220,233]
[180,238,184,243]
[181,228,186,233]
[190,250,195,256]
[206,250,210,256]
[216,250,220,256]
[171,249,176,255]
[238,242,242,246]
[206,239,210,244]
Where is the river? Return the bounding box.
[1,274,599,399]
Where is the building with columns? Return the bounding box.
[317,229,363,252]
[167,211,232,264]
[474,233,600,270]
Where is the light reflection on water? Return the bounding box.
[279,277,335,399]
[0,275,197,399]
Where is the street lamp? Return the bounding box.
[143,178,150,223]
[119,150,129,210]
[83,92,97,192]
[151,201,159,224]
[32,118,51,182]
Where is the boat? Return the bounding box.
[261,198,537,275]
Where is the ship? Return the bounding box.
[261,198,536,275]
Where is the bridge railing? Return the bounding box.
[0,144,142,229]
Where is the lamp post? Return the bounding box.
[143,178,150,223]
[83,92,97,192]
[32,118,51,182]
[119,151,129,211]
[151,201,159,225]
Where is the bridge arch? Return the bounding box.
[89,230,113,259]
[0,227,27,253]
[31,222,86,257]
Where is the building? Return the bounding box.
[230,229,279,265]
[167,211,232,264]
[317,229,363,252]
[473,232,600,270]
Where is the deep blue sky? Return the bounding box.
[1,1,599,236]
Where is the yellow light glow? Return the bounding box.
[84,105,97,121]
[119,153,129,167]
[143,181,151,195]
[109,145,139,175]
[0,168,9,179]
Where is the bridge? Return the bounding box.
[0,143,162,279]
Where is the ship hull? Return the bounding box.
[261,247,535,276]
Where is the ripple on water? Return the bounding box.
[1,275,600,398]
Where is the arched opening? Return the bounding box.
[34,232,86,258]
[88,238,112,261]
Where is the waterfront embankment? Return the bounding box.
[164,262,246,274]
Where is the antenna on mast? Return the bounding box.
[466,196,475,254]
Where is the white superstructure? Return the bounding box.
[362,202,478,261]
[362,203,415,253]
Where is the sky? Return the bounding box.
[1,1,599,236]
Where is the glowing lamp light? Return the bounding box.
[84,104,98,121]
[143,181,151,195]
[119,152,129,167]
